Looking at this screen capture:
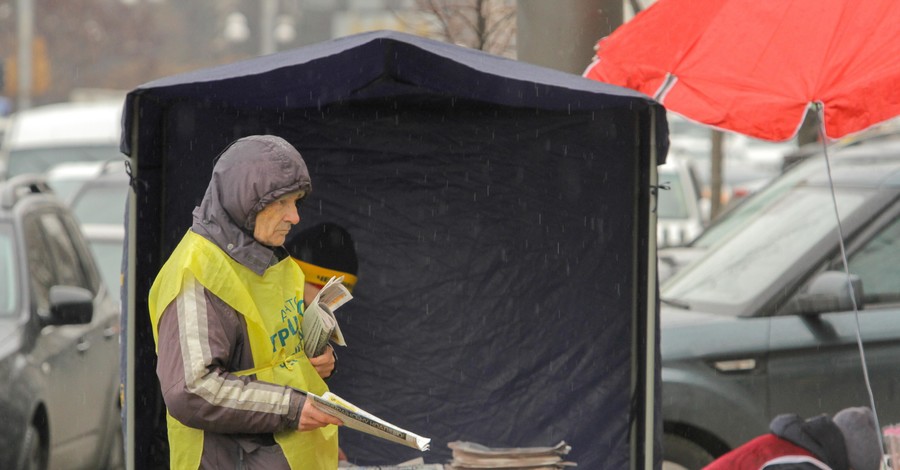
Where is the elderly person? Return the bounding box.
[149,135,342,469]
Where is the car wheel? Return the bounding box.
[20,423,47,470]
[663,433,715,470]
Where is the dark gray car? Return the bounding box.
[659,140,900,469]
[0,175,122,469]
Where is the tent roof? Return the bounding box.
[122,30,667,159]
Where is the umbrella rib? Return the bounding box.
[653,73,677,102]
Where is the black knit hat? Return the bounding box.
[286,223,358,290]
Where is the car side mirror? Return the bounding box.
[783,271,864,316]
[42,285,94,325]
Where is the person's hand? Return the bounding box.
[309,345,336,378]
[298,396,343,431]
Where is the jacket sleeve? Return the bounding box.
[156,273,305,434]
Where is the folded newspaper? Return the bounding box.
[302,276,352,357]
[308,391,431,452]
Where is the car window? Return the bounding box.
[24,214,56,313]
[0,225,16,316]
[38,213,90,290]
[849,214,900,305]
[663,187,870,314]
[691,156,823,248]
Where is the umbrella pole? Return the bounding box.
[816,102,887,467]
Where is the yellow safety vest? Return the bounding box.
[148,230,338,470]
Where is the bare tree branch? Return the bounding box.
[408,0,516,57]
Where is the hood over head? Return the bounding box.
[770,413,850,470]
[192,135,312,274]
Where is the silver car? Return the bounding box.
[0,175,122,469]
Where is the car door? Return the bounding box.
[26,210,109,468]
[766,202,900,421]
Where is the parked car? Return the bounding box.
[659,139,900,469]
[657,156,707,248]
[0,175,122,469]
[0,100,123,180]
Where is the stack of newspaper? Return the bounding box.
[447,441,575,469]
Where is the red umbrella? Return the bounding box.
[584,0,900,142]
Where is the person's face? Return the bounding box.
[253,190,304,247]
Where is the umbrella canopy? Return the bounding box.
[584,0,900,142]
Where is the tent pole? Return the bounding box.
[644,106,659,470]
[124,95,140,470]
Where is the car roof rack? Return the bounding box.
[1,174,54,210]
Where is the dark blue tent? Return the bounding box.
[120,30,667,469]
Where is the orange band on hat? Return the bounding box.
[294,259,358,292]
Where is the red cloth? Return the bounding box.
[702,434,816,470]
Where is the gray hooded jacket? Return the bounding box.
[192,135,312,273]
[156,135,315,469]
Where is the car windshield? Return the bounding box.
[690,156,825,248]
[7,145,121,178]
[662,186,871,314]
[0,224,17,316]
[72,183,129,225]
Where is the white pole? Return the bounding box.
[260,0,278,55]
[645,107,658,470]
[16,0,33,110]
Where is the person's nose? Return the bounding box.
[286,205,301,224]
